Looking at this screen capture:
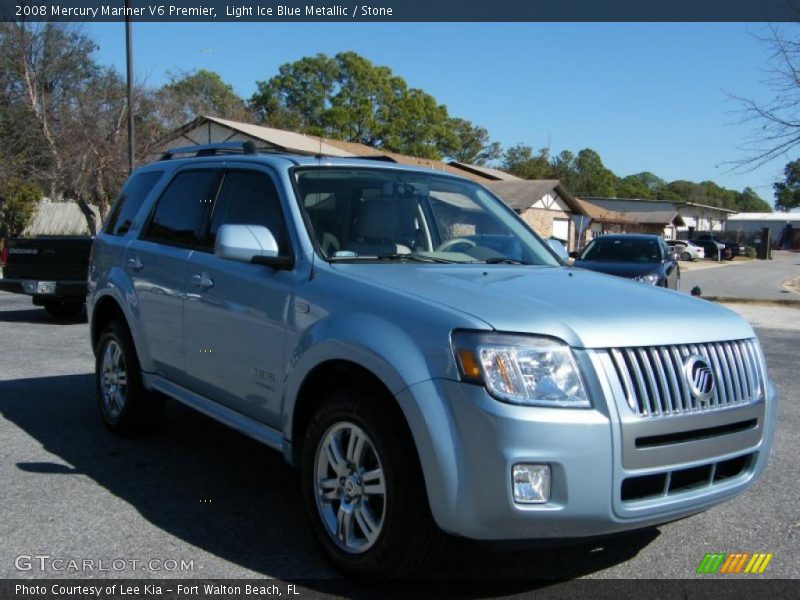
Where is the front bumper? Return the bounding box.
[396,360,776,541]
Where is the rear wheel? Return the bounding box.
[96,320,163,435]
[301,386,443,578]
[43,300,84,318]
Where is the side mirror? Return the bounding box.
[568,251,579,259]
[547,238,569,260]
[215,224,291,269]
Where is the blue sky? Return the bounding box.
[85,22,785,202]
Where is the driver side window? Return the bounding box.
[203,170,290,256]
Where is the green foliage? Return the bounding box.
[502,145,553,179]
[744,246,757,258]
[158,69,249,123]
[736,187,772,212]
[573,149,617,197]
[501,143,768,210]
[445,118,502,165]
[0,179,41,237]
[251,52,497,161]
[773,160,800,212]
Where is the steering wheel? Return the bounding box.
[436,238,477,253]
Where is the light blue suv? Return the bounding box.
[88,142,776,577]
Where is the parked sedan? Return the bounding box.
[571,234,680,290]
[666,239,705,261]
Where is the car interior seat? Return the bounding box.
[346,198,411,256]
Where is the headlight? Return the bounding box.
[634,273,660,285]
[451,332,590,407]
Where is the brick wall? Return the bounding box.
[518,208,575,249]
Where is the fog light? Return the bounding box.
[512,464,550,504]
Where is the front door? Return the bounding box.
[182,167,295,427]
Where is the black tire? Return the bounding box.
[95,320,164,436]
[300,386,443,578]
[44,300,84,318]
[680,251,691,261]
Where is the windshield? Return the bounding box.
[579,237,663,263]
[293,167,560,266]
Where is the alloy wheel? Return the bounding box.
[100,340,128,420]
[314,421,387,554]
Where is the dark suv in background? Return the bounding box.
[571,234,680,289]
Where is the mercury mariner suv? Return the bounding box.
[87,142,776,577]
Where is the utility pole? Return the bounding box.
[125,0,134,173]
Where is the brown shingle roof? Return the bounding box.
[577,197,684,226]
[484,180,586,215]
[447,161,522,181]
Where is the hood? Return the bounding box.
[330,264,753,349]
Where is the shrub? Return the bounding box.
[744,246,757,258]
[0,180,42,238]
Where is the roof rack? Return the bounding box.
[159,141,260,161]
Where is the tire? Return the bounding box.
[680,251,691,261]
[301,386,443,578]
[95,320,164,436]
[44,300,84,318]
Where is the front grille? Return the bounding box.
[607,339,763,418]
[621,453,755,502]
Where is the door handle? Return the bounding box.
[191,273,214,289]
[126,256,144,271]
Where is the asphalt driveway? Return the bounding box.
[682,251,800,302]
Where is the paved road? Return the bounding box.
[0,290,797,582]
[682,251,800,301]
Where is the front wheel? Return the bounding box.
[680,251,691,261]
[301,387,443,577]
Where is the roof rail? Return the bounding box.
[159,141,259,161]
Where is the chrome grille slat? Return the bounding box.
[669,347,690,412]
[723,342,743,404]
[732,341,751,400]
[637,348,662,416]
[706,344,728,406]
[605,339,762,418]
[626,348,651,416]
[610,348,639,413]
[696,344,721,408]
[715,342,735,405]
[741,340,762,401]
[659,347,681,414]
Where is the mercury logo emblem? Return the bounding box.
[684,355,715,402]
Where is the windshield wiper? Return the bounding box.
[476,257,527,264]
[376,253,458,263]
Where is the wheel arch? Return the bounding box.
[287,357,413,466]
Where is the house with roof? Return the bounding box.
[577,197,686,241]
[484,180,588,250]
[726,212,800,249]
[155,115,490,182]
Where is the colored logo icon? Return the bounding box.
[697,552,773,574]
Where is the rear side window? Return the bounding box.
[144,170,221,247]
[104,171,163,236]
[204,171,290,255]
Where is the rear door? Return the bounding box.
[182,166,294,427]
[126,167,223,383]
